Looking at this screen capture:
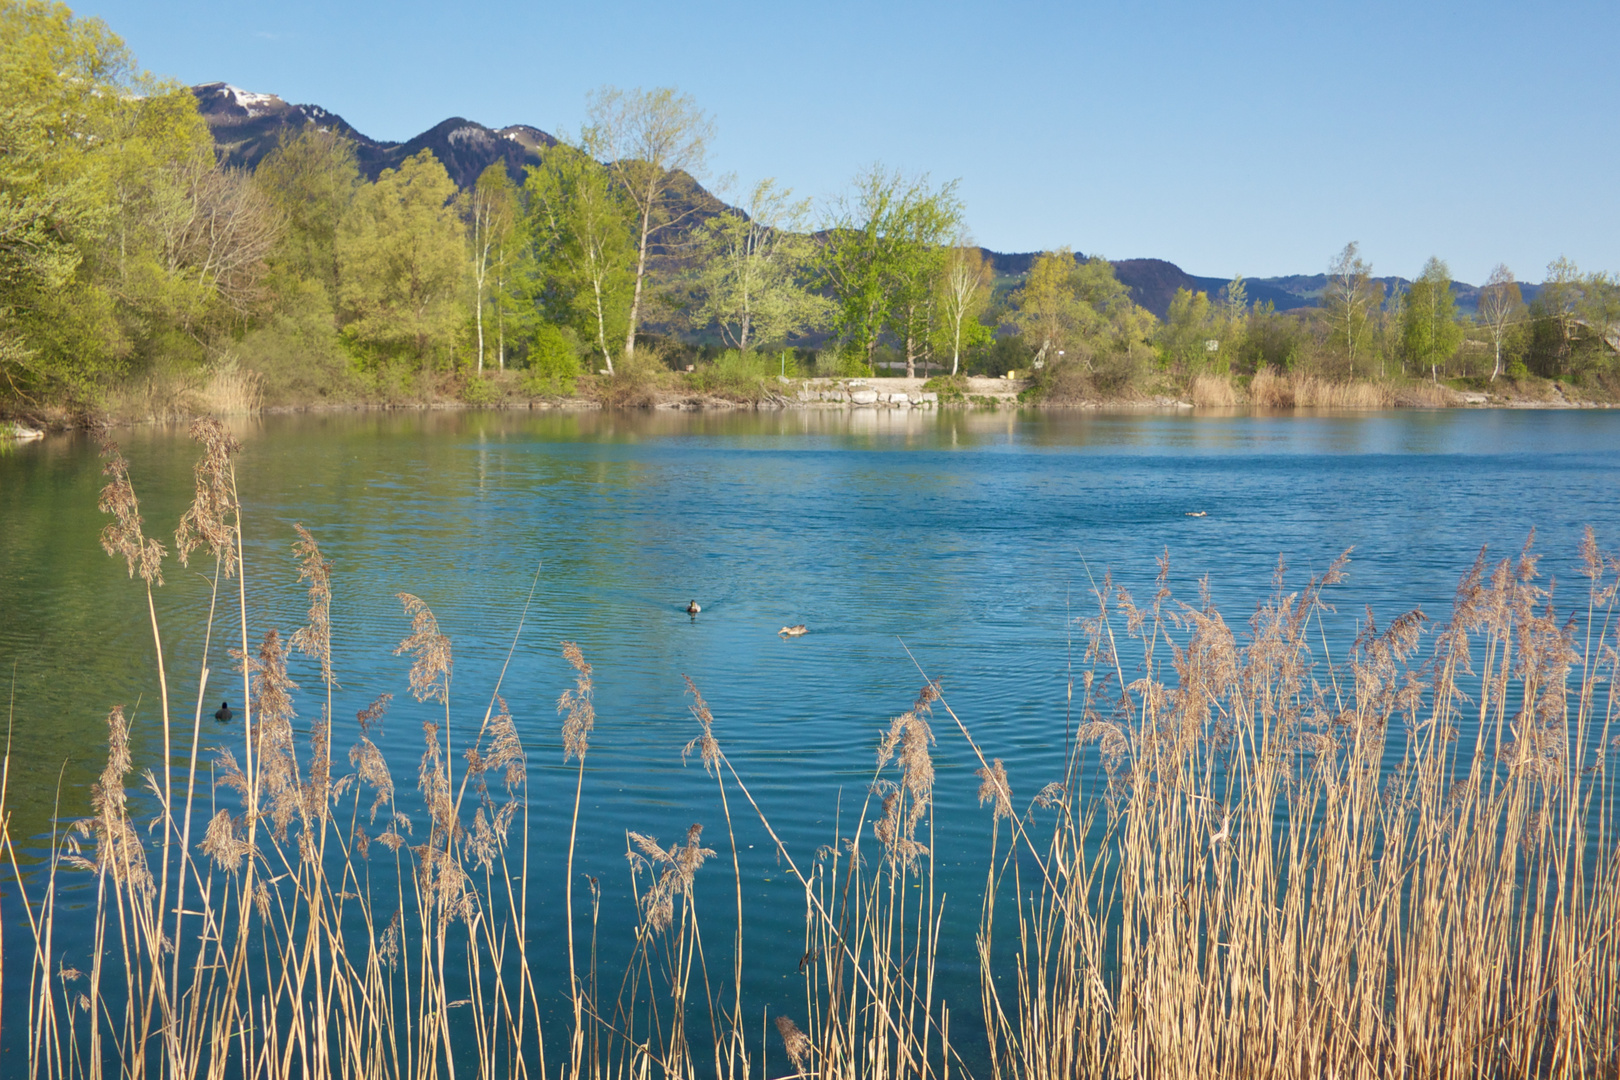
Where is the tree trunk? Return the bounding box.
[593,277,615,376]
[624,187,655,360]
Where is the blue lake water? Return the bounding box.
[3,405,1618,1049]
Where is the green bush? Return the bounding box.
[460,374,500,405]
[530,324,583,382]
[923,374,968,402]
[235,291,362,407]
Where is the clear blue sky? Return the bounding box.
[81,0,1617,285]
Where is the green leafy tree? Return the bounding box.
[462,162,521,372]
[0,0,117,383]
[1402,256,1463,381]
[1158,288,1220,373]
[1377,283,1406,378]
[257,124,360,304]
[818,166,959,374]
[1222,274,1248,325]
[883,182,962,376]
[1528,257,1582,377]
[524,144,635,374]
[1009,249,1095,365]
[1234,301,1304,373]
[336,150,465,366]
[688,178,829,353]
[1,1,276,401]
[1010,250,1156,390]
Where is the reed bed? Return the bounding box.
[1188,374,1238,408]
[2,428,1618,1079]
[1249,369,1393,409]
[193,357,266,416]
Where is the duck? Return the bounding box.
[214,701,233,722]
[1184,510,1207,517]
[686,600,701,615]
[779,624,808,637]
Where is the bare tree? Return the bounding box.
[587,86,714,362]
[1477,263,1523,381]
[165,163,284,326]
[938,241,991,376]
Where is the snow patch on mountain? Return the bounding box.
[216,84,281,116]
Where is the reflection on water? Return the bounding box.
[3,405,1619,1027]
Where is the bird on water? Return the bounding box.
[686,600,701,615]
[779,624,808,637]
[214,701,233,722]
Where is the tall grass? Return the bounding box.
[3,428,1618,1078]
[1250,369,1393,409]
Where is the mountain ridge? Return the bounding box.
[193,83,1515,320]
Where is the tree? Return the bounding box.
[1402,256,1463,382]
[934,241,992,376]
[1378,283,1405,378]
[0,0,119,382]
[883,183,962,376]
[256,124,360,301]
[1222,274,1248,324]
[1158,288,1222,373]
[687,178,828,353]
[463,162,520,373]
[336,150,465,365]
[1008,249,1092,366]
[818,166,961,374]
[586,86,714,362]
[1,2,275,401]
[1009,251,1156,391]
[1476,264,1523,382]
[1234,301,1304,373]
[524,144,635,374]
[1323,242,1380,376]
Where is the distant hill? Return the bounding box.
[193,83,556,188]
[978,249,1522,320]
[981,251,1319,319]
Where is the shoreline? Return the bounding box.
[5,374,1614,434]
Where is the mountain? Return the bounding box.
[192,83,556,188]
[194,84,1517,321]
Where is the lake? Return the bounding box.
[3,404,1619,1064]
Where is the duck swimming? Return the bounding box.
[686,600,701,615]
[214,701,233,722]
[779,624,807,637]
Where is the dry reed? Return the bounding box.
[1250,368,1393,409]
[1189,374,1238,408]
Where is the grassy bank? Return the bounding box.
[3,424,1619,1078]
